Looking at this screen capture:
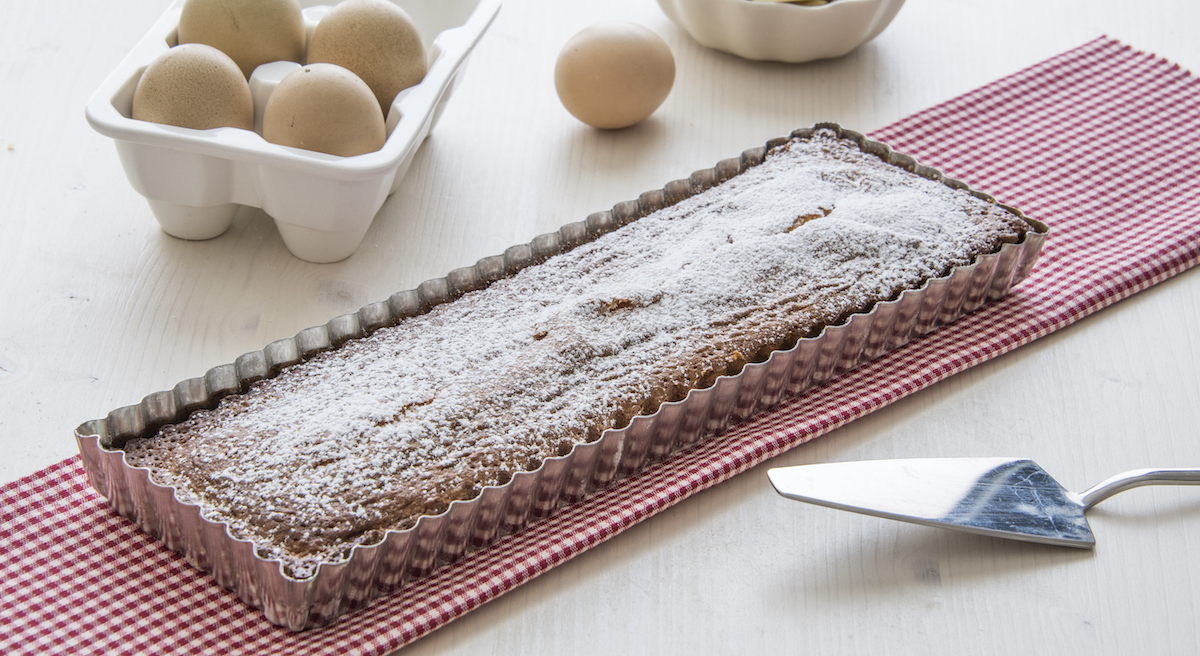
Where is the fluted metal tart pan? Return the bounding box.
[75,123,1048,630]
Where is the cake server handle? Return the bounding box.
[1074,468,1200,509]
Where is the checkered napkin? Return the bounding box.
[4,36,1200,655]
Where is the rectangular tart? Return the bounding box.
[77,124,1047,628]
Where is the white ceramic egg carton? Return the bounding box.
[86,0,501,263]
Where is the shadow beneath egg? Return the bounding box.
[563,115,673,174]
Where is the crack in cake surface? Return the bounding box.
[123,130,1029,577]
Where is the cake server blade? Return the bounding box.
[767,457,1200,548]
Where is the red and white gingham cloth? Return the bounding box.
[4,36,1200,655]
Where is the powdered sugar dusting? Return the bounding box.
[123,130,1027,576]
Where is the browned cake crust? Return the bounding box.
[123,129,1030,577]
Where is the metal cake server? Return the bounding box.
[767,457,1200,547]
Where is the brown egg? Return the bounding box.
[306,0,428,116]
[132,44,254,131]
[178,0,306,79]
[555,22,675,130]
[262,63,386,157]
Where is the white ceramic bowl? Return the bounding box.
[85,0,500,263]
[656,0,905,63]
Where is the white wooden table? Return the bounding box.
[3,0,1199,652]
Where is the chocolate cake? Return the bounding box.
[122,128,1033,578]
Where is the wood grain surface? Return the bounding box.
[2,0,1199,653]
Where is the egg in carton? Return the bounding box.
[86,0,501,263]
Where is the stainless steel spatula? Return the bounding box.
[767,457,1200,547]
